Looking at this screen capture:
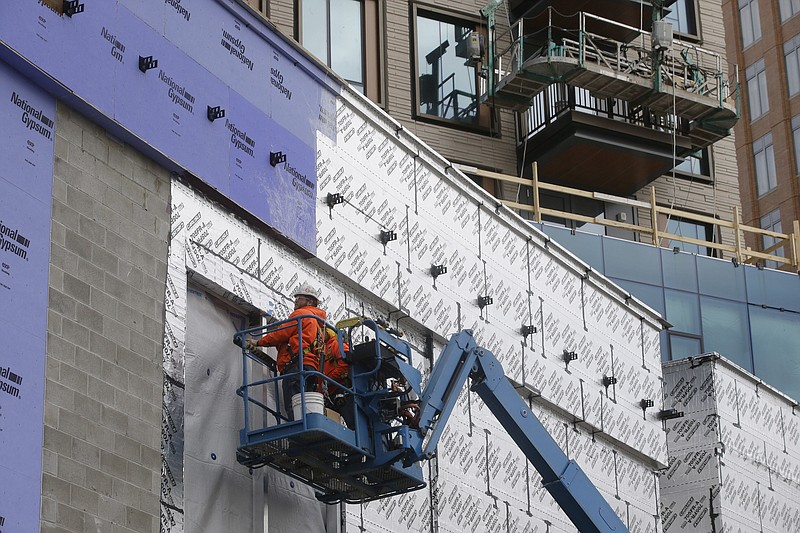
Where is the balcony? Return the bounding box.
[482,8,737,194]
[515,84,694,195]
[506,0,664,43]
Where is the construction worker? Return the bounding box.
[322,327,350,392]
[321,327,353,427]
[249,284,326,420]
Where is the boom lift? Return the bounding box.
[234,317,628,533]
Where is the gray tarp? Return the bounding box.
[185,287,337,533]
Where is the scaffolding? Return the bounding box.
[484,8,739,150]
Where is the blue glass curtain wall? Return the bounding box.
[540,224,800,400]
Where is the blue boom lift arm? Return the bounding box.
[235,319,628,533]
[414,330,627,533]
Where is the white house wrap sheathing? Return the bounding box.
[660,354,800,532]
[161,87,668,533]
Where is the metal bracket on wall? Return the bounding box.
[562,350,577,372]
[326,192,344,208]
[138,56,158,73]
[657,408,684,420]
[269,151,286,167]
[64,0,84,17]
[430,264,447,279]
[640,399,654,419]
[207,106,225,122]
[602,375,617,388]
[430,264,447,289]
[380,230,397,247]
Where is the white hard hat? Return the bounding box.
[293,283,321,302]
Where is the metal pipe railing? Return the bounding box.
[461,164,799,271]
[488,7,737,108]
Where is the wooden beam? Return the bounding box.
[532,162,541,223]
[733,206,743,263]
[650,187,660,247]
[457,166,533,186]
[658,231,735,253]
[656,206,732,229]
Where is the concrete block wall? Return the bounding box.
[42,104,170,533]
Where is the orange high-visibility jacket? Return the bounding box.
[256,306,327,372]
[323,328,350,390]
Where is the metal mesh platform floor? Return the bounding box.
[238,424,426,504]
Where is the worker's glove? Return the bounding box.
[233,336,258,351]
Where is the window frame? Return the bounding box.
[664,0,700,40]
[411,3,497,135]
[296,0,386,105]
[745,59,769,121]
[244,0,269,18]
[665,216,715,256]
[753,132,777,196]
[673,148,712,181]
[668,332,704,359]
[779,0,800,22]
[738,0,762,48]
[760,208,784,268]
[785,34,800,97]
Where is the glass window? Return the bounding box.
[666,217,713,256]
[700,296,752,371]
[785,35,800,97]
[612,279,665,315]
[779,0,800,22]
[665,289,701,334]
[745,59,768,120]
[659,330,669,362]
[750,307,800,399]
[674,149,711,177]
[753,132,777,195]
[760,209,784,268]
[739,0,762,47]
[745,267,800,312]
[664,0,698,37]
[539,193,568,226]
[542,225,604,271]
[302,0,364,90]
[697,257,747,301]
[661,248,698,292]
[669,333,703,359]
[414,8,486,128]
[603,238,662,285]
[301,0,382,101]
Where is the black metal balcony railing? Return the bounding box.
[517,82,690,142]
